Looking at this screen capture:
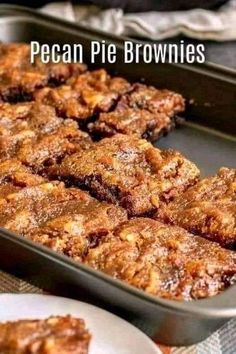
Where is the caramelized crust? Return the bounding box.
[0,101,91,168]
[0,159,45,198]
[0,182,83,235]
[0,177,127,242]
[0,316,91,354]
[158,168,236,249]
[88,108,172,140]
[0,43,30,74]
[85,218,236,301]
[122,83,185,117]
[51,134,200,216]
[34,69,131,122]
[0,43,86,102]
[16,120,91,173]
[28,198,127,261]
[0,102,64,160]
[89,83,185,140]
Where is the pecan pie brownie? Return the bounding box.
[88,83,185,140]
[34,69,131,123]
[85,218,236,301]
[0,315,91,354]
[0,43,86,102]
[0,179,127,242]
[16,120,91,173]
[28,196,127,261]
[0,182,78,235]
[0,101,91,168]
[158,168,236,249]
[0,159,45,198]
[50,134,200,216]
[0,102,64,160]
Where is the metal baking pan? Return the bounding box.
[0,5,235,346]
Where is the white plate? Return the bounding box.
[0,294,160,354]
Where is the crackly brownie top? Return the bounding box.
[0,158,45,199]
[0,102,64,160]
[28,197,127,261]
[16,120,91,172]
[0,315,91,354]
[0,43,86,101]
[121,83,185,116]
[85,218,236,301]
[158,168,236,248]
[88,107,172,140]
[53,134,199,216]
[0,43,30,74]
[34,69,131,120]
[0,102,63,133]
[0,159,45,185]
[88,83,185,140]
[0,182,90,235]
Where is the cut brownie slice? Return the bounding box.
[0,178,127,240]
[28,197,127,261]
[0,102,63,134]
[0,102,64,160]
[85,218,236,301]
[0,158,45,198]
[34,69,131,123]
[0,43,86,102]
[122,83,185,117]
[88,83,185,140]
[0,315,91,354]
[0,43,30,74]
[0,182,83,235]
[34,57,87,87]
[51,134,199,216]
[88,107,172,140]
[16,120,91,173]
[158,168,236,249]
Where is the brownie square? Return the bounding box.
[0,176,127,242]
[85,218,236,301]
[0,43,86,102]
[34,69,131,123]
[0,182,80,235]
[88,83,185,140]
[0,102,64,160]
[28,197,127,261]
[158,168,236,249]
[0,158,46,198]
[0,316,91,354]
[16,120,91,173]
[121,83,185,117]
[51,134,200,216]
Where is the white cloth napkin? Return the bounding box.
[41,1,236,41]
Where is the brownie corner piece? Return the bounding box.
[16,120,92,173]
[27,193,128,262]
[158,167,236,248]
[0,158,46,191]
[85,218,236,301]
[54,134,199,216]
[0,43,87,102]
[34,69,131,123]
[88,82,185,141]
[88,107,173,141]
[0,315,91,354]
[122,83,185,117]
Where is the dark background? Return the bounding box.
[3,0,230,11]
